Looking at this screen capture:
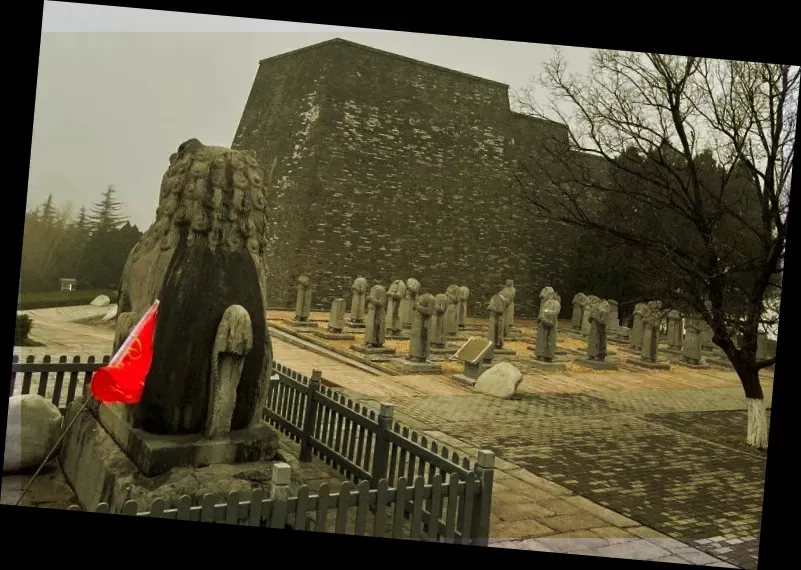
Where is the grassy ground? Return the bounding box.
[18,290,118,310]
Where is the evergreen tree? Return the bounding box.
[88,185,127,234]
[38,194,56,226]
[77,221,142,289]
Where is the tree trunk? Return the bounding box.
[746,397,769,450]
[740,367,768,450]
[713,309,768,450]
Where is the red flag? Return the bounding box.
[91,300,160,404]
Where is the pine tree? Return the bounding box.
[38,194,56,226]
[88,185,127,234]
[73,206,90,247]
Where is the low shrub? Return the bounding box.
[15,313,33,345]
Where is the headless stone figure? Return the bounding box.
[536,298,561,362]
[328,299,346,333]
[363,285,387,348]
[581,295,600,336]
[502,280,517,337]
[757,331,768,361]
[606,299,619,334]
[486,293,509,363]
[385,280,406,335]
[294,275,312,321]
[587,300,610,361]
[666,310,682,349]
[350,277,368,323]
[400,278,421,329]
[571,293,587,330]
[457,286,470,329]
[407,293,435,362]
[640,301,663,362]
[445,285,460,337]
[682,318,703,364]
[630,303,647,350]
[431,294,448,348]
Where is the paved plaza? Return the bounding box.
[12,306,773,567]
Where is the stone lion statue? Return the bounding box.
[114,138,272,437]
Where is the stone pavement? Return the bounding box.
[14,307,771,567]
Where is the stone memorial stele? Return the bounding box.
[400,278,421,329]
[445,285,460,337]
[385,279,407,335]
[571,293,587,331]
[457,286,470,329]
[349,277,368,325]
[294,275,312,322]
[501,280,517,336]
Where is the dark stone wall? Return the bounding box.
[233,39,580,318]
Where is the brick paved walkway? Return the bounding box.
[16,308,772,567]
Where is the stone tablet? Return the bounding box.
[455,337,493,365]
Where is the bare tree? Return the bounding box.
[513,50,797,449]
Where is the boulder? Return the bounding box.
[90,295,111,307]
[101,304,118,321]
[4,395,63,474]
[474,362,523,399]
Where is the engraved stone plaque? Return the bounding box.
[455,337,493,365]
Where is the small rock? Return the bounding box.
[90,295,111,307]
[474,362,523,399]
[102,305,118,321]
[4,395,64,474]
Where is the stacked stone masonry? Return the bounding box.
[233,39,584,317]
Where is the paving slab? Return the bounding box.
[587,540,674,560]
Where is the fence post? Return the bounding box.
[370,403,394,488]
[470,449,495,547]
[270,462,292,501]
[299,370,322,462]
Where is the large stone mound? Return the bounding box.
[4,395,63,474]
[474,362,523,399]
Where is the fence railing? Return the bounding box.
[10,354,110,412]
[266,363,476,489]
[68,462,494,544]
[11,354,494,543]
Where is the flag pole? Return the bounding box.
[14,300,159,508]
[14,397,92,506]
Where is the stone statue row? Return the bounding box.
[347,277,470,330]
[303,277,472,366]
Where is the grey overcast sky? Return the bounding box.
[30,1,595,229]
